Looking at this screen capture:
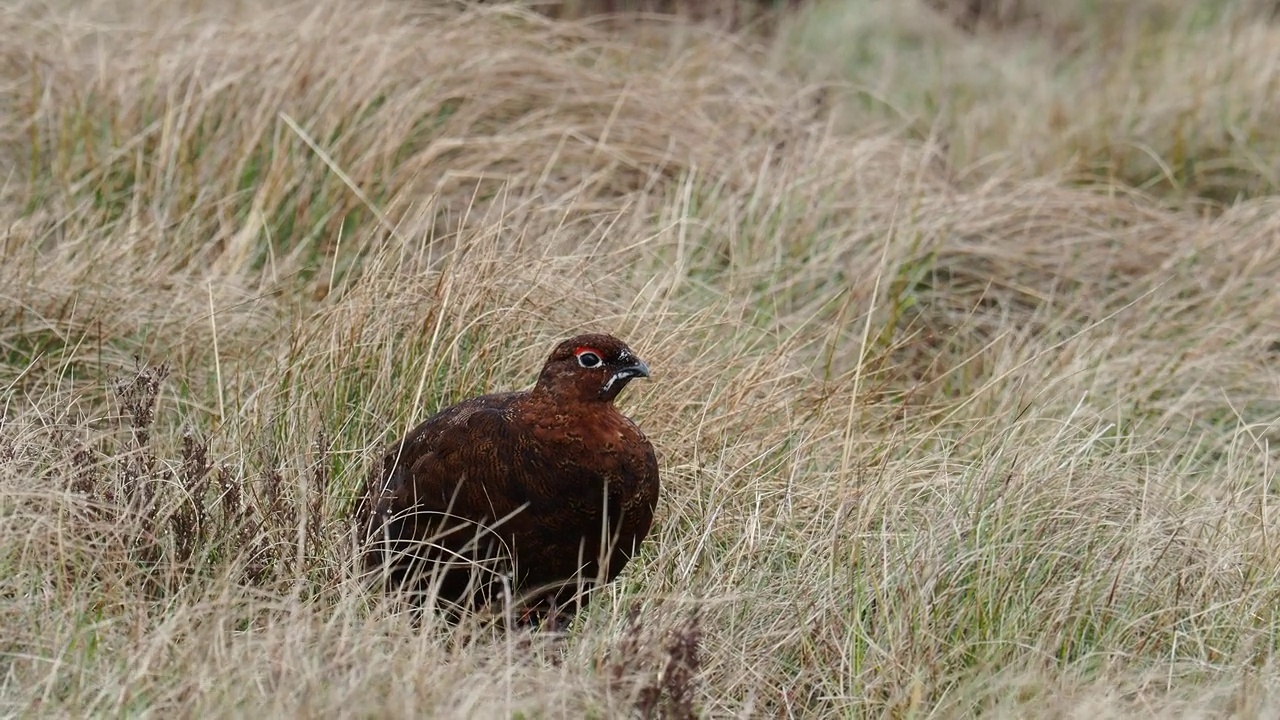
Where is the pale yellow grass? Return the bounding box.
[3,0,1280,717]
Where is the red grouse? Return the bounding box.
[356,333,660,627]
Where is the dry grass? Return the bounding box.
[4,0,1280,716]
[785,0,1280,205]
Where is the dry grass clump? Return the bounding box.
[4,0,1280,716]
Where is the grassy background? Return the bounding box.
[4,0,1280,716]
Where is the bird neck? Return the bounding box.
[530,379,616,408]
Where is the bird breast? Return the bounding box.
[516,404,649,485]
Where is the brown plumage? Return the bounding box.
[355,333,660,628]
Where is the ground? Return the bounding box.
[3,0,1280,716]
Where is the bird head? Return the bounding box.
[536,333,651,404]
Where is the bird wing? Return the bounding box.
[365,392,533,543]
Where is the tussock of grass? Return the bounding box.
[4,0,1280,716]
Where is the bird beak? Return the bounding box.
[613,360,650,381]
[599,359,650,400]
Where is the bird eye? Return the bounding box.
[576,351,602,368]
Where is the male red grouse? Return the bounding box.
[356,333,660,627]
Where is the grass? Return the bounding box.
[785,0,1280,206]
[4,0,1280,716]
